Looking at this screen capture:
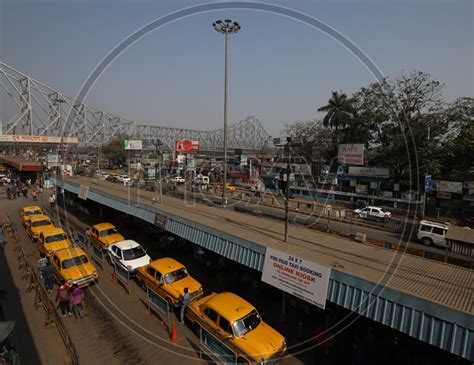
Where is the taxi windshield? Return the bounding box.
[25,210,42,216]
[62,255,89,269]
[100,228,118,237]
[232,310,262,337]
[122,246,146,261]
[32,219,51,227]
[45,233,67,243]
[164,268,188,284]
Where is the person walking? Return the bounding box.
[0,226,5,249]
[69,284,84,319]
[43,262,55,293]
[56,280,72,317]
[179,287,191,324]
[37,256,48,286]
[49,194,56,208]
[31,190,38,201]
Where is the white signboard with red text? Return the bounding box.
[261,247,331,309]
[175,140,200,153]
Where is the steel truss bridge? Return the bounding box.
[0,62,271,151]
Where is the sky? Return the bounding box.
[1,0,473,137]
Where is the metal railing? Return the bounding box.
[4,213,80,365]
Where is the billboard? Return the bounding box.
[0,135,78,144]
[349,166,390,178]
[438,181,463,194]
[261,247,331,309]
[124,140,142,150]
[338,144,364,165]
[175,140,199,153]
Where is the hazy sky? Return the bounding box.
[1,0,473,136]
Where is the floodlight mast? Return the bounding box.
[212,19,241,208]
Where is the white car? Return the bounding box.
[353,206,391,221]
[417,220,450,247]
[118,175,131,185]
[171,176,185,184]
[107,240,151,274]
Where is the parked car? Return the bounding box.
[107,240,151,274]
[38,227,72,257]
[89,223,125,250]
[136,258,203,309]
[20,205,43,227]
[105,175,118,183]
[186,292,287,364]
[50,247,98,288]
[171,176,185,184]
[117,175,131,185]
[417,220,450,247]
[26,214,54,241]
[353,206,391,221]
[217,183,236,192]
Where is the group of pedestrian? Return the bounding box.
[5,175,43,200]
[55,280,85,319]
[37,258,85,319]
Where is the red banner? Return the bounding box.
[175,140,200,153]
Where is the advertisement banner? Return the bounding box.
[124,140,143,150]
[348,166,390,178]
[175,140,200,153]
[437,191,452,200]
[261,247,331,309]
[154,213,167,229]
[355,184,368,194]
[438,181,463,194]
[425,175,432,192]
[0,135,78,144]
[338,144,364,165]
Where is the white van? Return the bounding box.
[417,220,450,247]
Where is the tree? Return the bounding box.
[349,71,448,186]
[100,138,127,168]
[284,120,334,175]
[317,91,355,147]
[438,97,474,180]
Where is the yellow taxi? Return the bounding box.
[38,227,72,257]
[136,258,203,308]
[186,292,287,364]
[50,247,98,288]
[20,206,43,226]
[26,214,54,241]
[218,183,237,192]
[89,222,124,250]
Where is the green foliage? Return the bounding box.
[287,70,472,184]
[100,138,127,168]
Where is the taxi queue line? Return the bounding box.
[20,205,288,365]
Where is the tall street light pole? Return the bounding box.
[213,19,241,208]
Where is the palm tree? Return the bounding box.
[318,91,355,145]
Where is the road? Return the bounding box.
[173,184,468,263]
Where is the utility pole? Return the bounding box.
[284,139,291,242]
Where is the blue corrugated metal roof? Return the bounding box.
[53,177,473,361]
